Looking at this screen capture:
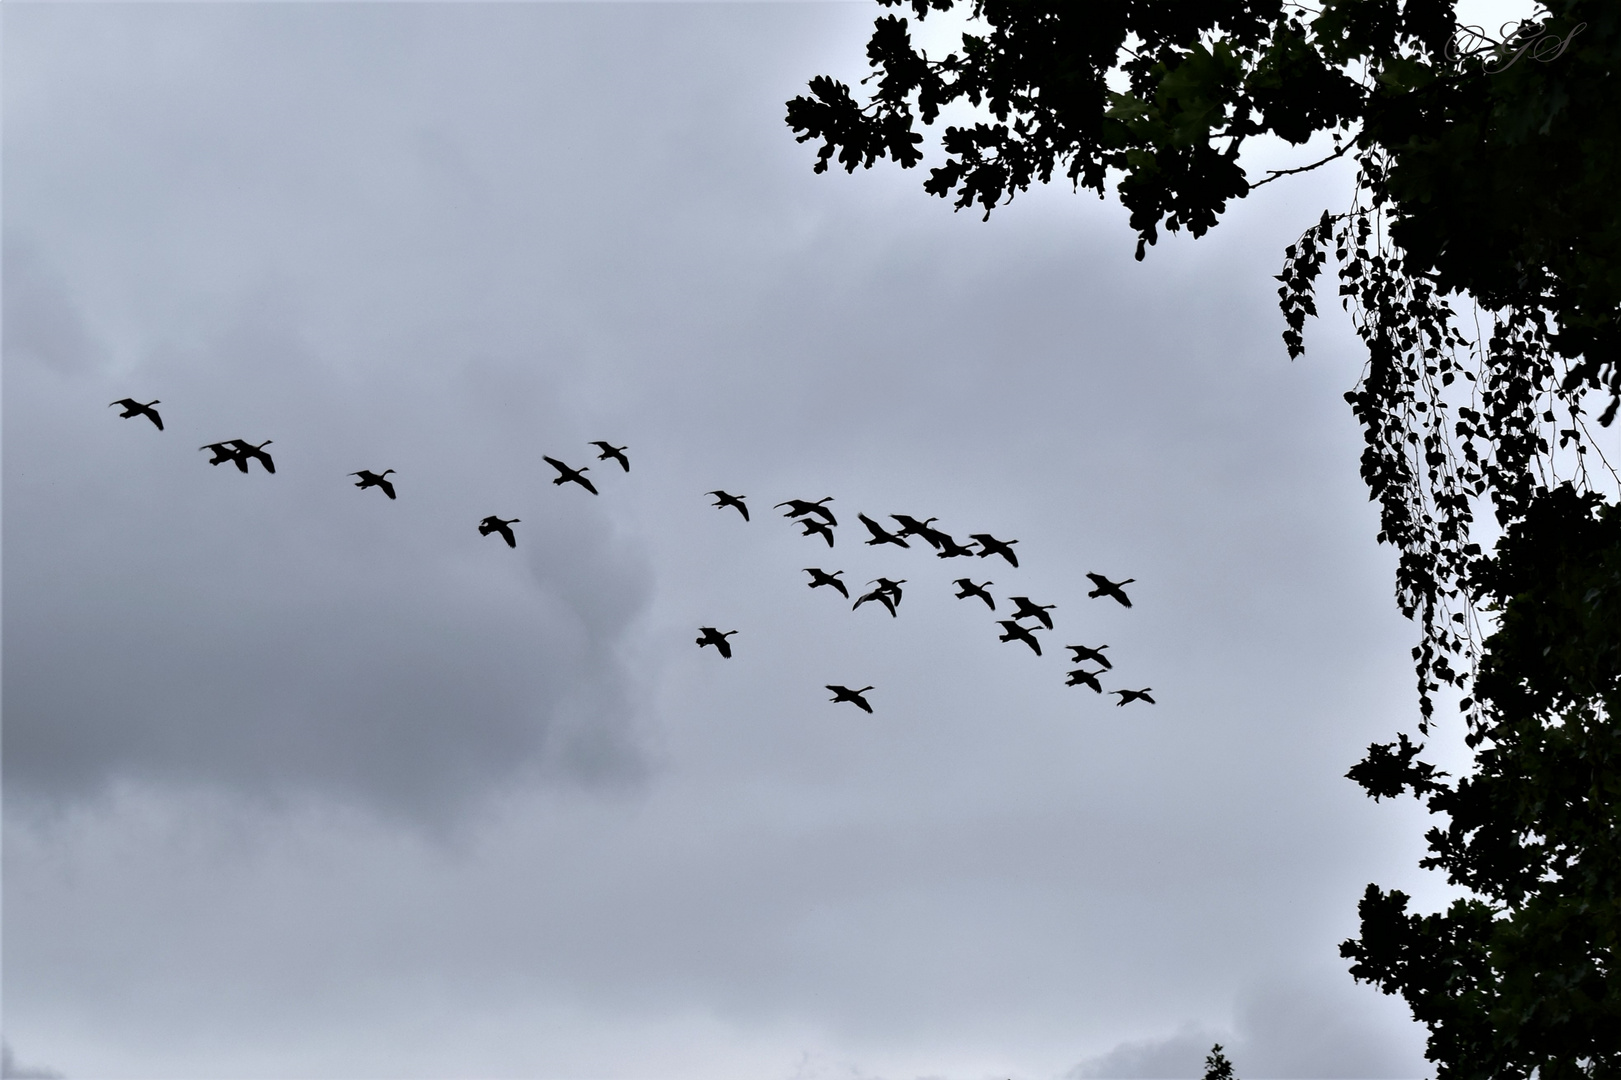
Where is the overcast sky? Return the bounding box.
[4,4,1458,1078]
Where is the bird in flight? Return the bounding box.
[707,490,750,520]
[870,577,906,604]
[971,534,1019,567]
[776,497,836,525]
[696,626,737,658]
[954,578,995,610]
[1086,573,1135,608]
[110,398,163,430]
[350,469,396,499]
[1065,668,1105,693]
[857,513,910,548]
[826,684,874,713]
[934,533,977,559]
[800,518,835,547]
[544,456,599,494]
[227,439,275,474]
[199,441,241,468]
[591,441,630,472]
[803,568,849,598]
[852,587,897,617]
[997,620,1043,655]
[855,576,907,616]
[1007,596,1057,630]
[1065,644,1112,669]
[478,515,520,548]
[1113,687,1156,706]
[891,515,943,549]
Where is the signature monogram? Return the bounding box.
[1445,19,1587,74]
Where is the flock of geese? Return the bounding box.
[696,490,1154,712]
[111,396,1154,714]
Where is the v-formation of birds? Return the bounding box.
[113,401,1152,712]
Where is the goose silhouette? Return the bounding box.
[227,439,275,474]
[350,469,396,499]
[997,619,1043,655]
[110,398,163,430]
[826,685,874,713]
[890,515,943,548]
[776,497,836,525]
[1086,573,1135,608]
[1065,644,1112,669]
[971,534,1018,567]
[478,516,520,548]
[852,587,897,617]
[1112,687,1155,706]
[800,518,835,547]
[804,568,849,598]
[544,456,598,494]
[696,627,737,658]
[707,490,750,520]
[1007,596,1056,630]
[954,579,995,610]
[590,441,630,472]
[857,513,909,548]
[199,442,240,467]
[1065,668,1105,693]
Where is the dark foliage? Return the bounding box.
[1343,488,1621,1078]
[1203,1042,1238,1080]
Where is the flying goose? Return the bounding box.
[544,456,599,494]
[971,534,1019,567]
[775,497,836,525]
[953,579,995,610]
[227,439,275,474]
[696,626,738,658]
[1007,596,1056,630]
[826,684,874,713]
[707,490,750,520]
[858,513,910,548]
[1086,573,1135,608]
[997,619,1043,655]
[590,441,630,472]
[1065,644,1112,669]
[803,568,849,598]
[350,469,396,499]
[478,515,520,548]
[110,398,163,430]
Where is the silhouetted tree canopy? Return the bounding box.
[791,3,1620,1075]
[1346,487,1620,1077]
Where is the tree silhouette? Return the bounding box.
[1202,1043,1237,1080]
[791,3,1620,1075]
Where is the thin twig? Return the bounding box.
[1248,140,1352,189]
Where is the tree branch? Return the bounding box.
[1248,140,1353,190]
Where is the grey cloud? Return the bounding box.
[1232,977,1426,1079]
[1070,1024,1223,1079]
[1070,976,1425,1078]
[1,1044,63,1080]
[1,240,103,375]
